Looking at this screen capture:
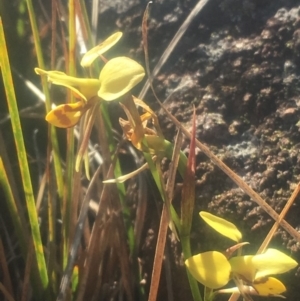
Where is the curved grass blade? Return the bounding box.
[62,0,77,269]
[0,18,48,291]
[0,158,27,257]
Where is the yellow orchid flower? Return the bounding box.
[185,248,297,295]
[185,212,298,299]
[35,33,145,128]
[35,57,144,128]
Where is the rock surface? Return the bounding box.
[96,0,300,300]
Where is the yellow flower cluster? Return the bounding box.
[185,212,298,298]
[35,32,145,128]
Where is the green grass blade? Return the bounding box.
[0,18,48,290]
[62,0,77,269]
[0,158,27,257]
[26,0,64,199]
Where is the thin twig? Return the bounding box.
[139,0,210,99]
[148,130,183,301]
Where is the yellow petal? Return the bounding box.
[80,32,123,67]
[35,68,100,101]
[98,57,145,101]
[253,277,286,296]
[252,248,298,279]
[45,102,86,128]
[200,211,242,242]
[229,255,256,282]
[185,251,231,289]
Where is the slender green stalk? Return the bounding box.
[26,0,63,293]
[68,0,76,76]
[179,110,202,301]
[146,135,201,301]
[0,158,27,258]
[62,0,77,269]
[0,18,48,291]
[181,236,202,301]
[122,96,167,202]
[26,0,64,199]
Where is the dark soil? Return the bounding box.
[96,0,300,300]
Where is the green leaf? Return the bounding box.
[98,57,145,101]
[200,211,242,242]
[0,18,48,292]
[185,251,231,289]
